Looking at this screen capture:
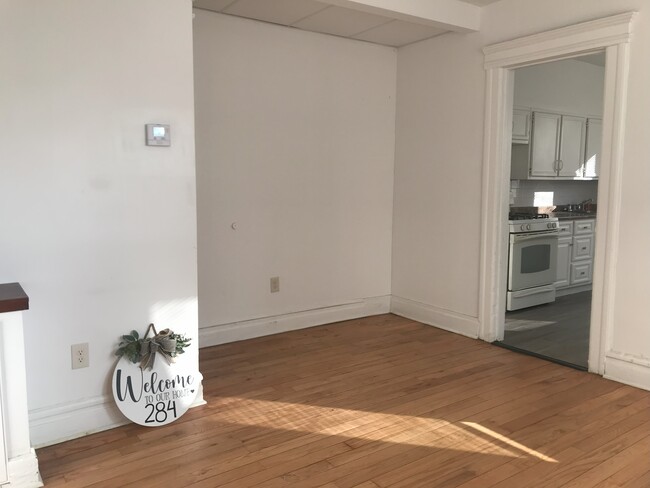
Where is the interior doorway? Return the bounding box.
[497,53,605,370]
[477,13,635,376]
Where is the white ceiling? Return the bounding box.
[193,0,498,47]
[578,52,606,67]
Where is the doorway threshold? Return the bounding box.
[492,341,588,371]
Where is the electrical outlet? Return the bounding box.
[71,343,89,369]
[270,276,280,293]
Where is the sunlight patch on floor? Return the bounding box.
[461,422,557,463]
[214,397,557,462]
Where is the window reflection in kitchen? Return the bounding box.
[533,191,553,207]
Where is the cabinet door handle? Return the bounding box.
[559,160,564,171]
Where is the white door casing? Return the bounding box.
[478,12,635,376]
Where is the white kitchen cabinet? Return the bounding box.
[558,115,587,177]
[512,110,593,180]
[530,112,586,178]
[571,261,593,285]
[558,221,574,237]
[574,219,595,235]
[572,235,594,261]
[530,112,562,177]
[584,118,602,178]
[512,108,531,144]
[556,218,596,294]
[555,236,572,289]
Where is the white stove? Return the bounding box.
[507,213,560,311]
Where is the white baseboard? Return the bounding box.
[604,351,650,391]
[29,395,127,448]
[390,296,479,339]
[29,388,207,448]
[198,295,391,347]
[7,449,43,488]
[555,284,592,297]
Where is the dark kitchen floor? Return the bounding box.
[501,291,591,369]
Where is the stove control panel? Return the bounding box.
[509,217,560,234]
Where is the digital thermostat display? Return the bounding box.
[145,124,171,146]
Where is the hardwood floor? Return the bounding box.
[37,314,650,487]
[503,291,591,368]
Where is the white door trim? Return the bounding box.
[478,12,635,375]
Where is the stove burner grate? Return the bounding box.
[509,213,550,221]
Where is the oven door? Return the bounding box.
[508,231,559,291]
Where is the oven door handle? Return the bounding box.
[512,231,559,242]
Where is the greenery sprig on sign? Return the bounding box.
[116,323,191,370]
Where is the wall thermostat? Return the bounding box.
[145,124,171,146]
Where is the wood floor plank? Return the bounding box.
[36,314,650,487]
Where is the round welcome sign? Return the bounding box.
[112,324,202,427]
[112,357,201,426]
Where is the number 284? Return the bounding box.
[145,401,177,423]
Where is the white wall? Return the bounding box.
[194,10,396,343]
[0,0,198,446]
[514,58,605,117]
[392,0,650,388]
[392,32,484,330]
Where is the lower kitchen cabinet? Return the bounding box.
[556,218,596,293]
[572,234,594,260]
[571,261,593,285]
[556,236,572,288]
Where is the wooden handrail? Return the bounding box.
[0,283,29,313]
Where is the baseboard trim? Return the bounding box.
[555,284,592,297]
[198,295,391,348]
[29,388,207,448]
[7,449,43,488]
[390,296,479,339]
[29,395,126,448]
[604,351,650,391]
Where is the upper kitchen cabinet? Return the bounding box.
[512,108,531,144]
[511,111,593,180]
[531,112,586,178]
[510,56,604,181]
[584,118,602,179]
[529,111,562,177]
[557,115,587,178]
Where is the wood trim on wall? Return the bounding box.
[391,296,480,339]
[199,296,391,348]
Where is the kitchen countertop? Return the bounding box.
[548,212,597,221]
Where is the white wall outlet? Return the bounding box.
[270,276,280,293]
[71,343,89,369]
